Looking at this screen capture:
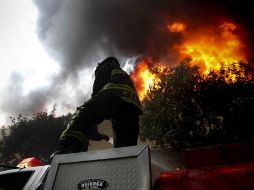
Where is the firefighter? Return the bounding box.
[51,57,142,157]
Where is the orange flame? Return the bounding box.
[175,21,246,76]
[168,22,186,33]
[130,60,161,100]
[131,21,248,100]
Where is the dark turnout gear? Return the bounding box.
[53,57,142,157]
[93,57,142,113]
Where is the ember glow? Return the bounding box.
[167,22,186,33]
[131,20,249,100]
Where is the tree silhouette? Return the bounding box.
[0,109,71,165]
[140,61,254,150]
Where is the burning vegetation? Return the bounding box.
[134,16,254,149]
[130,20,252,100]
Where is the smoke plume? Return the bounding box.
[2,0,253,124]
[33,0,254,65]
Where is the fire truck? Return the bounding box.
[0,143,254,190]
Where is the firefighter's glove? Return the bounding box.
[87,125,110,141]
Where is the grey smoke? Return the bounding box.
[2,0,253,124]
[33,0,254,70]
[1,72,53,116]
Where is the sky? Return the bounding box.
[0,1,58,125]
[0,0,138,126]
[0,1,96,126]
[0,0,253,126]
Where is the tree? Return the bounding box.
[140,60,254,150]
[0,109,71,165]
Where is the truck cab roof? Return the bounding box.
[0,165,50,190]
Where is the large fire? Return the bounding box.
[131,21,248,100]
[174,22,246,74]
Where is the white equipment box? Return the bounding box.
[44,145,151,190]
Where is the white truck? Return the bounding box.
[0,164,49,190]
